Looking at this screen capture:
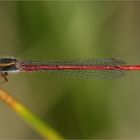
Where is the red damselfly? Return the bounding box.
[0,57,139,81]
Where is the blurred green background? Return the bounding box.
[0,1,140,139]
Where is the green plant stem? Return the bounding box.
[0,88,63,139]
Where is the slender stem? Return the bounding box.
[0,88,63,139]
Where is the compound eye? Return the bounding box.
[0,58,17,64]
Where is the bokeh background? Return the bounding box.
[0,1,140,139]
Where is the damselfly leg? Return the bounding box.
[0,72,8,83]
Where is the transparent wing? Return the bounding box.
[23,58,127,79]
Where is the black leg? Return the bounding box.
[1,73,8,82]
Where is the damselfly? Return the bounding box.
[0,57,139,81]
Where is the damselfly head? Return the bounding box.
[0,57,20,72]
[0,57,18,64]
